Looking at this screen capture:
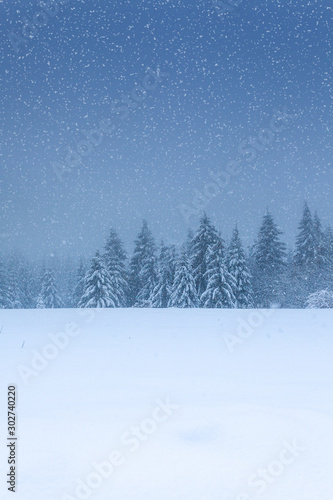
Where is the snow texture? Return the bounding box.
[1,308,333,499]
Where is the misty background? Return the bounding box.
[0,0,332,261]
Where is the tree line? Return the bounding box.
[0,201,332,309]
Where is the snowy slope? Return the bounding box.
[0,308,333,500]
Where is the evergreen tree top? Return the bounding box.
[254,211,286,271]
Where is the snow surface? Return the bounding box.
[1,308,333,500]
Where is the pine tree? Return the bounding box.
[40,268,63,308]
[79,251,118,308]
[227,227,253,308]
[36,295,46,309]
[103,229,128,307]
[201,237,236,308]
[151,244,176,308]
[129,221,157,307]
[73,261,86,307]
[313,213,327,268]
[293,204,329,302]
[60,257,78,308]
[294,202,316,268]
[169,249,199,308]
[191,213,219,297]
[252,211,286,307]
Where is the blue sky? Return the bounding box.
[0,0,332,259]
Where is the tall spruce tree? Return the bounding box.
[313,212,327,268]
[40,268,63,308]
[79,251,118,308]
[151,243,176,308]
[252,211,286,307]
[227,227,253,308]
[201,237,236,308]
[103,229,128,307]
[129,220,157,307]
[191,213,219,297]
[169,249,198,308]
[294,202,316,268]
[293,203,328,302]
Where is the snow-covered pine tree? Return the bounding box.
[191,213,219,297]
[36,294,46,309]
[227,226,253,308]
[79,251,118,308]
[313,213,328,268]
[292,203,328,302]
[73,260,86,307]
[40,268,63,308]
[252,211,286,307]
[169,249,198,308]
[312,212,330,290]
[150,243,176,307]
[103,229,128,307]
[201,236,236,308]
[129,220,157,307]
[294,202,316,268]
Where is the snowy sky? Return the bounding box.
[0,0,332,259]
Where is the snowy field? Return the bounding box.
[1,308,333,500]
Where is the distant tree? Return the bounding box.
[324,226,333,264]
[73,261,86,307]
[0,260,15,308]
[79,251,118,308]
[59,257,78,308]
[252,211,286,307]
[19,263,38,309]
[129,221,157,307]
[323,226,333,289]
[201,237,236,308]
[6,255,23,308]
[306,290,333,309]
[227,227,253,307]
[40,268,63,308]
[103,229,128,307]
[191,213,219,297]
[169,249,199,308]
[185,229,194,255]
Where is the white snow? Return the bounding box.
[0,308,333,500]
